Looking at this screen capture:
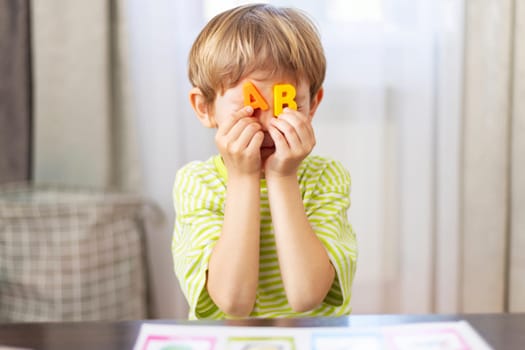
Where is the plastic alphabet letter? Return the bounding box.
[273,83,297,117]
[243,81,269,111]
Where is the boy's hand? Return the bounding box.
[215,106,264,177]
[265,108,315,178]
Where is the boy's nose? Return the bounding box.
[252,107,274,130]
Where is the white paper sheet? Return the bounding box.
[133,320,493,350]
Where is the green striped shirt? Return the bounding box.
[172,154,357,320]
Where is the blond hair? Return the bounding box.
[188,4,326,104]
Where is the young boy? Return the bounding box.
[172,4,357,320]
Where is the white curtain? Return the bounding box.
[510,0,525,312]
[461,0,525,313]
[31,0,525,319]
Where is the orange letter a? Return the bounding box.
[243,81,269,111]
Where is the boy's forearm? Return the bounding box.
[207,174,261,317]
[266,174,335,312]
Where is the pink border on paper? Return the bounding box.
[141,334,217,350]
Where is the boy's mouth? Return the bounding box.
[260,147,275,160]
[260,132,275,159]
[261,132,275,148]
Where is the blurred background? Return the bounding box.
[1,0,524,320]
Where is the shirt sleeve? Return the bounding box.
[171,163,225,319]
[304,159,357,311]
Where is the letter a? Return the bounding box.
[273,84,297,117]
[243,82,269,111]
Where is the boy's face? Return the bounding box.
[210,71,315,155]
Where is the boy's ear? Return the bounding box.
[308,87,324,118]
[189,87,217,128]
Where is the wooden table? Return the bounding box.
[0,313,523,349]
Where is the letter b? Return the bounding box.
[273,84,297,117]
